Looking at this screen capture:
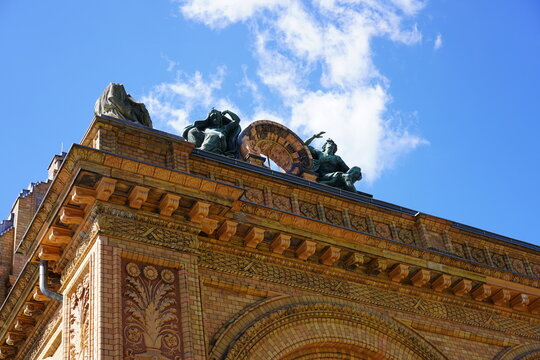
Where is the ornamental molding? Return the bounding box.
[0,264,39,341]
[68,272,90,360]
[95,207,199,252]
[494,343,540,360]
[17,146,105,255]
[237,201,539,287]
[60,202,199,283]
[210,298,446,360]
[17,304,61,360]
[238,120,313,176]
[199,249,540,339]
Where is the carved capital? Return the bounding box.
[411,269,430,287]
[244,227,265,248]
[452,279,472,296]
[389,264,409,283]
[270,234,291,254]
[71,186,95,205]
[159,193,181,216]
[510,294,529,311]
[128,185,149,209]
[472,284,491,301]
[60,206,85,225]
[491,289,511,306]
[296,240,316,260]
[39,245,62,261]
[201,218,219,235]
[431,274,451,292]
[189,201,210,224]
[217,220,238,242]
[320,246,341,266]
[367,258,387,275]
[45,226,72,246]
[95,177,117,201]
[343,253,364,270]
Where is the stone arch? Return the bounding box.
[209,296,447,360]
[238,120,313,176]
[494,344,540,360]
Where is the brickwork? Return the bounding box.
[200,282,264,347]
[0,228,14,303]
[1,116,540,359]
[417,331,505,360]
[11,182,49,276]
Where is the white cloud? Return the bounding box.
[434,33,443,50]
[251,108,287,125]
[288,86,426,182]
[179,0,287,29]
[142,67,234,133]
[162,55,178,72]
[149,0,427,184]
[389,0,425,16]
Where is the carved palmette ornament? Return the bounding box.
[69,273,90,360]
[123,261,181,360]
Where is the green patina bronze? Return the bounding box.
[183,109,241,158]
[94,83,153,128]
[304,132,362,192]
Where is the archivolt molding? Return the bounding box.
[494,344,540,360]
[210,296,447,360]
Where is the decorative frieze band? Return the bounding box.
[198,249,540,339]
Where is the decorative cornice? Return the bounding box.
[0,263,39,341]
[16,146,105,255]
[238,200,539,286]
[16,303,60,360]
[198,248,540,339]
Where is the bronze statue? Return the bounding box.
[94,83,152,127]
[304,132,362,192]
[182,109,241,158]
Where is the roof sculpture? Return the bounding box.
[94,83,153,128]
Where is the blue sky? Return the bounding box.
[1,0,539,245]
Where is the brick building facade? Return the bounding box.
[0,115,539,359]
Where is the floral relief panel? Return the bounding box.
[397,228,415,245]
[349,215,369,233]
[244,187,265,205]
[122,260,182,360]
[69,272,90,360]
